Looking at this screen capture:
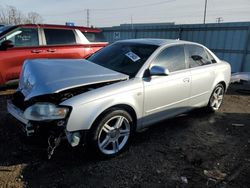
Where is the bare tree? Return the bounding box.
[25,12,43,24]
[0,5,43,25]
[0,6,23,24]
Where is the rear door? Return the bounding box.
[0,26,41,83]
[185,44,216,107]
[143,45,191,126]
[41,28,87,59]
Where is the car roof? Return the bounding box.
[116,38,197,47]
[16,24,102,32]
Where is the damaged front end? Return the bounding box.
[7,82,115,159]
[8,80,118,140]
[7,59,129,159]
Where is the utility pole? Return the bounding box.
[131,15,134,30]
[203,0,208,24]
[86,9,90,27]
[216,17,223,23]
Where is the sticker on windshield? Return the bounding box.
[125,52,141,62]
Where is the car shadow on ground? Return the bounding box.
[0,85,250,187]
[1,104,250,187]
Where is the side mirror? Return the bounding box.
[149,65,170,76]
[0,40,14,50]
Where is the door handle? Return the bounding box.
[31,49,43,53]
[183,78,190,83]
[47,49,56,53]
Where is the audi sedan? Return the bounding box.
[7,39,231,158]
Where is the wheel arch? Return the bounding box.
[206,81,226,107]
[217,81,226,91]
[91,104,138,132]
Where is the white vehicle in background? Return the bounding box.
[7,39,231,158]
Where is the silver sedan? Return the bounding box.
[7,39,231,158]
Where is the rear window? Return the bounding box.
[44,29,76,45]
[185,44,213,68]
[81,32,106,42]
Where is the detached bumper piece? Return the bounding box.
[7,100,34,136]
[7,99,28,124]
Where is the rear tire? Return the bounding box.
[206,84,225,112]
[89,108,133,158]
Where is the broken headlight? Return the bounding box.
[24,103,69,121]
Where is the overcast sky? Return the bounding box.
[1,0,250,27]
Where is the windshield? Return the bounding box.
[88,42,158,77]
[0,26,15,37]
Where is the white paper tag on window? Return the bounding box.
[125,52,141,62]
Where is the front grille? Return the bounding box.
[12,91,27,111]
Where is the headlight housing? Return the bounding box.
[24,103,70,121]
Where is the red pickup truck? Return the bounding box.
[0,24,108,86]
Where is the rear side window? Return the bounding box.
[3,27,39,47]
[186,45,213,68]
[81,32,106,42]
[44,29,76,45]
[152,45,186,72]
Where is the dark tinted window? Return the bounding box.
[2,27,39,47]
[44,29,76,45]
[186,45,213,68]
[0,26,14,34]
[88,42,158,77]
[152,45,186,72]
[82,32,106,42]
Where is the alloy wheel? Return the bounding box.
[210,86,224,111]
[97,115,130,155]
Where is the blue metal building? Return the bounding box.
[102,22,250,72]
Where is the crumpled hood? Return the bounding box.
[19,59,129,100]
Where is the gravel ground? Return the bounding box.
[0,83,249,188]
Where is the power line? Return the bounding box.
[42,0,176,16]
[91,0,176,11]
[82,1,175,27]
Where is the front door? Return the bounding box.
[0,26,40,84]
[143,45,191,126]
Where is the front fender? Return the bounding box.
[61,79,143,132]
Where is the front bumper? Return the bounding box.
[7,99,83,147]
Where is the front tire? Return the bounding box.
[89,108,133,158]
[207,84,225,112]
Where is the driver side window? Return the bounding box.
[4,27,39,47]
[152,45,186,72]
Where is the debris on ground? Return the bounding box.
[204,169,227,181]
[180,176,188,184]
[232,123,245,127]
